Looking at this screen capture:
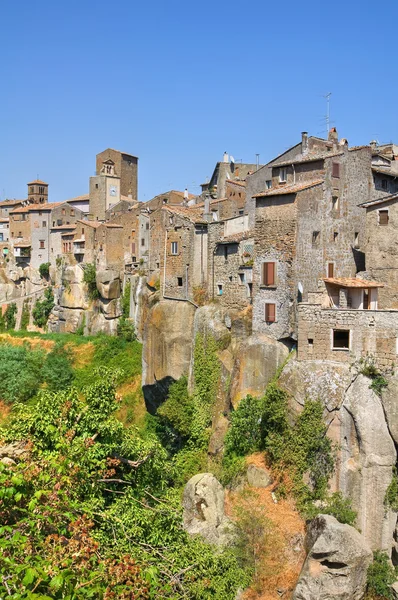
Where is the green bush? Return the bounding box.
[20,300,30,330]
[366,551,396,599]
[305,491,357,525]
[224,394,264,457]
[83,263,99,300]
[39,262,50,279]
[370,375,388,396]
[42,343,74,391]
[117,316,136,341]
[32,288,54,328]
[121,281,131,318]
[0,343,44,403]
[385,468,398,511]
[4,303,17,330]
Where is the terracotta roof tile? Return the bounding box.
[27,179,48,185]
[372,166,398,177]
[0,199,24,207]
[163,205,206,224]
[323,277,384,288]
[219,230,254,244]
[253,179,324,198]
[50,224,76,230]
[360,192,398,208]
[271,151,343,168]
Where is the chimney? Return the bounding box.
[204,194,210,216]
[370,140,377,152]
[301,132,308,155]
[183,188,189,199]
[328,127,338,146]
[223,151,229,163]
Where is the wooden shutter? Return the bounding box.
[328,263,334,278]
[131,242,136,254]
[263,262,275,286]
[379,210,389,225]
[265,303,276,323]
[332,162,340,178]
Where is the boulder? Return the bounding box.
[381,373,398,446]
[183,473,235,546]
[0,442,29,462]
[293,514,372,600]
[60,266,88,309]
[391,581,398,599]
[247,464,272,488]
[96,269,121,300]
[339,375,397,551]
[230,333,290,406]
[193,305,231,348]
[99,298,122,319]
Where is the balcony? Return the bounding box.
[73,240,85,255]
[14,244,31,259]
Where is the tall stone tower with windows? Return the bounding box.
[89,159,121,221]
[95,149,138,199]
[27,180,48,204]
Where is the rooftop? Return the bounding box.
[253,179,324,198]
[50,224,77,230]
[323,277,384,289]
[10,202,64,214]
[163,205,207,224]
[359,192,398,209]
[271,151,343,168]
[27,179,48,185]
[372,166,398,177]
[0,199,24,207]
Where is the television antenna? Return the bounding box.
[323,92,332,136]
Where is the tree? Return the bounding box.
[39,262,51,279]
[83,263,99,300]
[32,288,54,328]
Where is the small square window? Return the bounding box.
[266,180,272,189]
[279,168,287,183]
[39,240,45,249]
[141,238,145,246]
[333,231,338,242]
[177,277,183,287]
[217,284,223,295]
[312,231,320,245]
[332,162,340,178]
[42,221,46,227]
[333,329,350,349]
[308,338,314,345]
[239,273,245,284]
[71,209,75,216]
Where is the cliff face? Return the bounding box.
[137,284,398,561]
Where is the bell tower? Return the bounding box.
[27,180,48,204]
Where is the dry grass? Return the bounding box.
[116,376,147,428]
[0,333,55,352]
[65,342,95,369]
[0,400,11,424]
[225,453,306,600]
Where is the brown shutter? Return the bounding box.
[379,210,389,225]
[332,162,340,178]
[328,263,334,278]
[265,303,276,322]
[132,242,136,254]
[263,262,275,285]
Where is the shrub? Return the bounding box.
[224,394,264,457]
[366,551,396,599]
[370,375,388,396]
[0,343,44,403]
[83,263,99,300]
[121,281,131,318]
[359,357,389,396]
[385,468,398,511]
[4,303,17,330]
[305,491,357,525]
[39,262,50,279]
[32,288,54,328]
[117,317,136,341]
[20,300,30,330]
[42,343,74,391]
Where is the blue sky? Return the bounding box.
[1,0,397,202]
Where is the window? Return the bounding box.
[262,261,276,286]
[39,240,45,249]
[53,221,55,227]
[42,221,46,227]
[333,232,338,242]
[327,262,334,278]
[62,209,66,215]
[171,241,178,255]
[0,233,3,242]
[57,219,62,226]
[266,180,272,189]
[141,238,145,246]
[381,179,388,191]
[71,209,75,216]
[312,231,320,245]
[379,210,389,226]
[332,329,350,349]
[354,232,360,248]
[146,222,149,230]
[332,195,339,213]
[217,284,223,295]
[332,162,340,178]
[212,211,218,221]
[239,273,245,284]
[96,184,99,189]
[239,209,244,215]
[224,245,228,260]
[308,338,314,346]
[177,277,183,287]
[18,231,22,237]
[279,168,287,183]
[265,303,276,323]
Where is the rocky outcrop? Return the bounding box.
[293,514,372,600]
[0,442,29,465]
[339,375,396,551]
[247,464,272,488]
[142,299,196,413]
[59,265,89,310]
[183,473,235,546]
[96,269,121,300]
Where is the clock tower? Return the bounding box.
[89,163,121,221]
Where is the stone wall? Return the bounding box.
[298,303,398,368]
[96,149,138,199]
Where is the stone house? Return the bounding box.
[149,205,208,301]
[201,152,261,200]
[49,203,85,266]
[64,220,123,271]
[0,199,24,219]
[0,218,10,243]
[143,190,195,212]
[251,141,373,341]
[207,217,253,310]
[361,192,398,309]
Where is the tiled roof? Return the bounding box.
[163,205,207,224]
[359,192,398,208]
[323,277,384,288]
[50,224,76,230]
[77,220,101,228]
[0,199,24,207]
[218,230,254,244]
[11,202,63,214]
[271,151,343,168]
[372,166,398,177]
[103,223,123,228]
[27,179,48,185]
[64,194,89,202]
[253,179,324,198]
[14,243,31,248]
[226,180,246,188]
[0,218,9,223]
[349,145,370,152]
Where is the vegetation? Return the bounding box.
[0,332,249,599]
[385,468,398,511]
[39,262,51,279]
[32,288,55,328]
[359,356,389,396]
[366,551,397,599]
[4,303,17,330]
[117,284,136,341]
[20,300,30,330]
[83,263,99,300]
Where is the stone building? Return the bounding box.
[64,220,123,270]
[27,180,48,204]
[149,205,208,301]
[143,190,195,212]
[251,139,373,341]
[201,152,260,200]
[0,199,24,219]
[96,149,138,199]
[361,192,398,308]
[49,203,85,266]
[207,217,253,310]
